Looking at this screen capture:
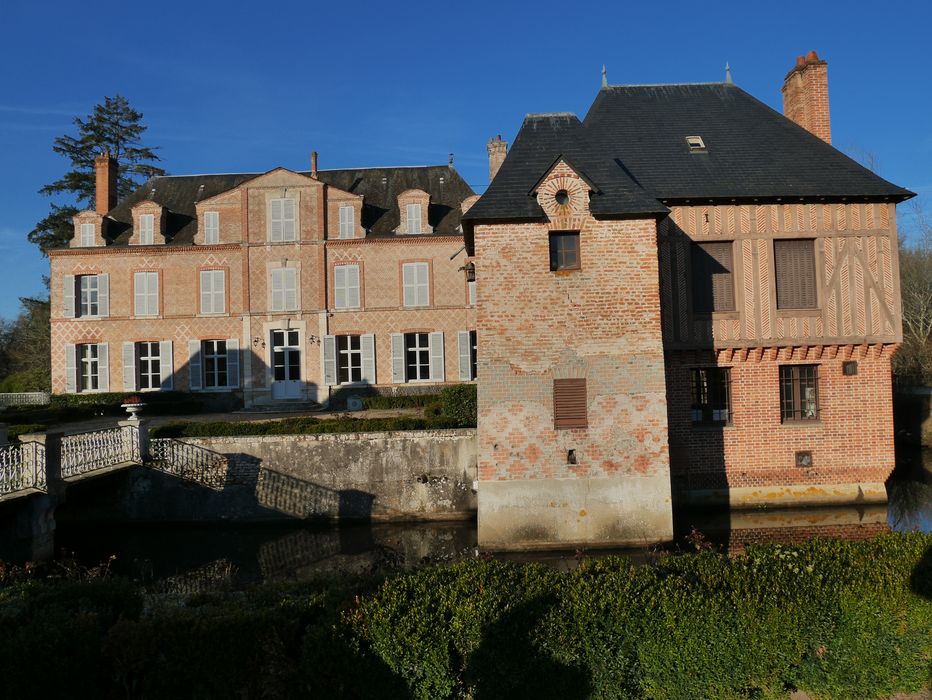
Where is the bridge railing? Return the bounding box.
[61,425,140,479]
[0,392,50,409]
[149,438,228,490]
[0,441,46,495]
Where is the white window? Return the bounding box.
[139,214,154,244]
[405,332,431,381]
[80,344,100,391]
[134,271,159,316]
[200,269,226,314]
[79,223,95,247]
[270,198,296,242]
[270,267,298,312]
[136,342,161,390]
[203,340,228,388]
[338,335,363,383]
[402,262,429,307]
[406,203,422,234]
[468,279,477,306]
[204,211,220,244]
[339,206,354,239]
[79,275,100,317]
[333,264,360,309]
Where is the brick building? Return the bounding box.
[49,157,478,407]
[463,52,914,548]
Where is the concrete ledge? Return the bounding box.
[684,482,888,509]
[478,474,673,551]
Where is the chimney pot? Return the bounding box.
[796,55,806,67]
[94,151,118,214]
[806,50,819,62]
[311,151,318,177]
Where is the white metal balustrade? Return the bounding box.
[0,392,50,408]
[149,438,228,489]
[0,441,45,496]
[60,425,140,479]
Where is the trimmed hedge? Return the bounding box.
[150,414,467,438]
[362,393,441,410]
[0,534,928,698]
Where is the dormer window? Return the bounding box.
[406,203,422,234]
[139,214,155,244]
[79,223,95,247]
[339,206,354,239]
[204,211,220,244]
[686,136,707,152]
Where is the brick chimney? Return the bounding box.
[311,151,318,178]
[782,50,831,144]
[94,151,118,214]
[487,135,507,182]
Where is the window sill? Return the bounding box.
[775,308,821,317]
[131,315,161,321]
[196,313,229,318]
[551,268,581,275]
[193,387,236,393]
[331,307,363,313]
[780,420,823,428]
[690,423,734,430]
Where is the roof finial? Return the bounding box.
[725,61,733,84]
[601,64,608,88]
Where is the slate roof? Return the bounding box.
[464,82,913,225]
[100,165,474,246]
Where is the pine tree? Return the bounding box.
[29,95,166,254]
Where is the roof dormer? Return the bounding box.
[71,210,107,248]
[396,189,432,235]
[130,200,167,245]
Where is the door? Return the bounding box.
[271,329,302,400]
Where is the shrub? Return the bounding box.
[362,393,441,410]
[439,384,477,427]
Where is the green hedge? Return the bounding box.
[1,534,928,698]
[361,393,441,410]
[150,414,467,439]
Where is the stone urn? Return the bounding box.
[121,395,146,421]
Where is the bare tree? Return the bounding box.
[895,198,932,385]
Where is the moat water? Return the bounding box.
[50,448,931,593]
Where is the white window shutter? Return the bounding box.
[285,268,297,310]
[270,199,283,241]
[215,271,226,313]
[402,265,414,306]
[322,335,337,385]
[429,332,444,382]
[98,274,109,317]
[122,342,136,392]
[270,269,283,311]
[334,266,346,308]
[200,271,211,313]
[283,198,296,240]
[458,331,472,381]
[188,340,202,391]
[361,334,376,384]
[63,275,75,318]
[390,333,405,383]
[348,265,360,308]
[97,343,110,392]
[418,264,429,306]
[150,273,159,315]
[64,344,77,393]
[159,340,173,390]
[226,338,240,388]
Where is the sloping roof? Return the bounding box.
[101,165,474,245]
[465,82,913,225]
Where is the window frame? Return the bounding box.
[690,367,732,425]
[202,339,229,389]
[136,341,161,391]
[404,332,431,381]
[333,263,361,310]
[79,223,95,247]
[690,241,736,313]
[270,267,298,312]
[405,203,422,234]
[269,197,297,242]
[78,275,100,317]
[199,269,226,315]
[553,378,587,429]
[337,334,363,384]
[779,364,820,423]
[774,239,818,311]
[204,211,220,244]
[138,214,155,245]
[133,271,159,317]
[549,231,581,271]
[338,206,354,239]
[402,262,430,307]
[79,343,100,392]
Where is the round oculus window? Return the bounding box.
[554,189,570,206]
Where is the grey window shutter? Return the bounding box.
[63,275,75,318]
[188,340,202,391]
[159,340,173,390]
[98,274,110,317]
[458,331,472,381]
[361,334,376,384]
[429,331,444,382]
[64,344,77,393]
[774,239,817,310]
[390,333,405,383]
[97,343,110,392]
[323,335,337,385]
[122,342,136,392]
[226,338,240,389]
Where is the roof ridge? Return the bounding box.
[155,164,455,179]
[525,112,578,119]
[603,81,732,88]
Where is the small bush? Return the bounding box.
[440,384,477,427]
[362,393,441,410]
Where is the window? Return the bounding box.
[270,267,298,312]
[203,340,228,388]
[774,239,817,309]
[79,223,95,247]
[549,232,580,271]
[333,264,360,309]
[405,332,431,381]
[79,275,100,317]
[685,136,707,151]
[780,364,820,422]
[337,335,363,384]
[200,270,225,314]
[554,378,587,429]
[204,211,220,244]
[690,368,732,424]
[402,262,429,307]
[406,203,422,234]
[270,198,296,242]
[136,341,161,390]
[271,330,300,382]
[134,271,159,316]
[339,206,354,239]
[691,242,735,312]
[139,214,154,244]
[79,344,100,392]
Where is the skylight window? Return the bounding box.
[686,136,707,152]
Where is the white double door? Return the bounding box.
[271,329,303,400]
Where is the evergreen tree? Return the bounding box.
[29,95,165,254]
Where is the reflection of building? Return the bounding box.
[463,52,913,548]
[49,158,478,406]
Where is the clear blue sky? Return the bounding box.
[1,0,929,319]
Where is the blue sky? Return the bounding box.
[1,0,929,319]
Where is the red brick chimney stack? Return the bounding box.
[487,135,507,183]
[782,50,831,144]
[311,151,318,178]
[94,151,118,214]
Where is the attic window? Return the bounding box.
[686,136,706,152]
[554,190,570,206]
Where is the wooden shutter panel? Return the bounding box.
[429,332,444,382]
[270,199,282,241]
[418,264,429,306]
[98,274,109,317]
[284,268,297,310]
[64,344,77,393]
[334,266,346,308]
[347,265,360,308]
[691,242,734,312]
[322,335,337,385]
[458,331,472,381]
[122,342,136,392]
[63,275,75,319]
[360,334,376,384]
[402,265,415,306]
[226,339,240,389]
[97,343,109,392]
[553,378,587,429]
[390,333,405,383]
[188,340,202,391]
[775,239,817,309]
[159,340,173,390]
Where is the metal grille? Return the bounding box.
[779,364,820,422]
[0,441,45,495]
[61,425,139,478]
[149,438,228,490]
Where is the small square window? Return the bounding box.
[549,232,580,271]
[686,136,706,151]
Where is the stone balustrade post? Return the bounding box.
[14,430,64,561]
[119,418,150,462]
